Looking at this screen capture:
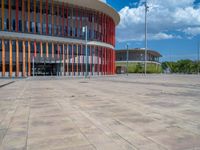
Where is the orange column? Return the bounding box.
[9,40,12,77]
[2,39,5,77]
[1,0,4,30]
[22,41,26,77]
[28,41,31,76]
[28,0,30,32]
[16,40,19,77]
[46,42,49,58]
[40,42,43,57]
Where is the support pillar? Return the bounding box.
[22,41,26,77]
[9,40,12,77]
[28,41,31,76]
[16,40,19,77]
[76,44,79,75]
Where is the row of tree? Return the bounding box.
[162,59,200,74]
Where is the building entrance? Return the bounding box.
[33,63,61,76]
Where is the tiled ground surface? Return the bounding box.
[0,75,200,150]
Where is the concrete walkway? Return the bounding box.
[0,75,200,150]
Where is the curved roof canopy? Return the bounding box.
[54,0,120,25]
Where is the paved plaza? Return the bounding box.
[0,75,200,150]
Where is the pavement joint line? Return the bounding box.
[0,81,15,88]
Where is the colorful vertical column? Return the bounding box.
[40,42,43,57]
[76,45,79,75]
[28,0,30,32]
[22,0,25,32]
[34,41,37,57]
[52,43,54,58]
[98,47,100,75]
[1,0,4,30]
[15,0,19,32]
[66,44,69,75]
[72,44,74,76]
[62,3,64,36]
[9,40,12,77]
[46,0,49,35]
[46,42,49,58]
[63,44,65,76]
[40,0,43,34]
[2,39,5,77]
[52,0,54,36]
[34,0,36,33]
[8,0,11,31]
[81,45,83,75]
[28,41,31,76]
[22,41,26,77]
[16,40,19,77]
[90,46,92,75]
[66,4,68,36]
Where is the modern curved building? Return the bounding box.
[116,48,162,73]
[0,0,120,77]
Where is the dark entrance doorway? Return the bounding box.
[34,63,61,76]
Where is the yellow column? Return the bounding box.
[28,41,31,76]
[16,40,19,77]
[46,42,49,58]
[9,40,12,77]
[2,39,5,77]
[1,0,4,30]
[23,40,26,77]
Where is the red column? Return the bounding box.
[98,47,100,75]
[90,46,92,75]
[66,3,68,36]
[76,7,78,37]
[46,0,48,34]
[62,2,64,36]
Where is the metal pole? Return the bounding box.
[126,44,129,76]
[32,56,34,77]
[85,26,88,78]
[198,41,200,75]
[144,1,148,75]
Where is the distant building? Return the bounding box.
[115,48,162,74]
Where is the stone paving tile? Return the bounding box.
[0,75,200,150]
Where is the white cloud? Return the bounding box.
[117,0,200,42]
[100,0,107,3]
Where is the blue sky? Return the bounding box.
[104,0,200,62]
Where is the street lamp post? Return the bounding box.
[126,44,129,76]
[83,26,88,78]
[198,41,200,75]
[144,1,149,75]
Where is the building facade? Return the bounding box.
[0,0,120,77]
[116,48,162,73]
